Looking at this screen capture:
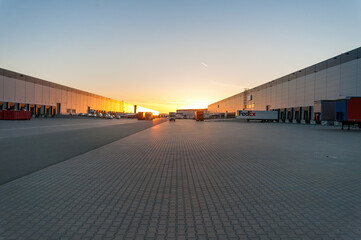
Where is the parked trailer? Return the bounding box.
[335,97,361,130]
[313,100,336,124]
[195,111,204,121]
[236,110,278,121]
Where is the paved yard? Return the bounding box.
[0,118,166,185]
[0,120,360,239]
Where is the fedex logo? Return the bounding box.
[239,111,256,116]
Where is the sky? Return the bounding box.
[1,0,361,113]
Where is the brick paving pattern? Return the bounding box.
[0,121,360,239]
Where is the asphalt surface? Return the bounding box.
[0,118,139,138]
[0,120,361,239]
[0,118,166,185]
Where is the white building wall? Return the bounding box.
[304,73,315,106]
[296,76,305,107]
[288,80,296,107]
[275,84,282,109]
[326,65,340,100]
[70,92,76,110]
[4,76,15,102]
[76,93,81,113]
[270,86,276,108]
[81,94,86,111]
[340,60,357,97]
[15,79,26,103]
[25,82,35,104]
[34,84,42,105]
[314,70,326,101]
[253,91,259,110]
[61,90,68,113]
[281,82,288,109]
[90,96,95,110]
[256,89,266,110]
[67,91,72,110]
[266,87,271,107]
[42,86,50,105]
[50,87,56,106]
[55,88,62,103]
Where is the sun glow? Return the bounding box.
[136,106,159,116]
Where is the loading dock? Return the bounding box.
[280,108,286,122]
[294,107,302,123]
[303,106,312,124]
[286,108,294,123]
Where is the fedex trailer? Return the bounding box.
[236,110,278,121]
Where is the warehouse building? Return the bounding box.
[209,47,361,123]
[0,68,154,117]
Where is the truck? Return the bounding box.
[137,112,154,120]
[169,112,176,121]
[137,112,145,120]
[335,97,361,130]
[236,110,278,121]
[195,111,204,121]
[145,112,154,120]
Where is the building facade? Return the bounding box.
[0,68,150,116]
[209,47,361,122]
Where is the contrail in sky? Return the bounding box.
[200,62,208,68]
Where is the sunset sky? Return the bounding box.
[1,0,361,113]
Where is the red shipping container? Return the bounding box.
[24,111,31,120]
[4,111,15,120]
[3,110,31,120]
[347,97,361,122]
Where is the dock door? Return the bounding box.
[56,103,61,115]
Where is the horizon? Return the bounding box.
[1,0,361,113]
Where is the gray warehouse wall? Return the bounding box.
[0,68,127,114]
[209,47,361,114]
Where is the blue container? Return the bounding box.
[335,99,348,121]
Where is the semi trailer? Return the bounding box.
[335,97,361,130]
[236,110,278,121]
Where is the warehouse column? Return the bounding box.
[310,106,316,124]
[292,108,297,123]
[14,103,19,110]
[33,104,37,117]
[2,102,7,110]
[300,107,303,123]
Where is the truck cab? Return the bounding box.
[169,112,176,121]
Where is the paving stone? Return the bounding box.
[0,121,360,239]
